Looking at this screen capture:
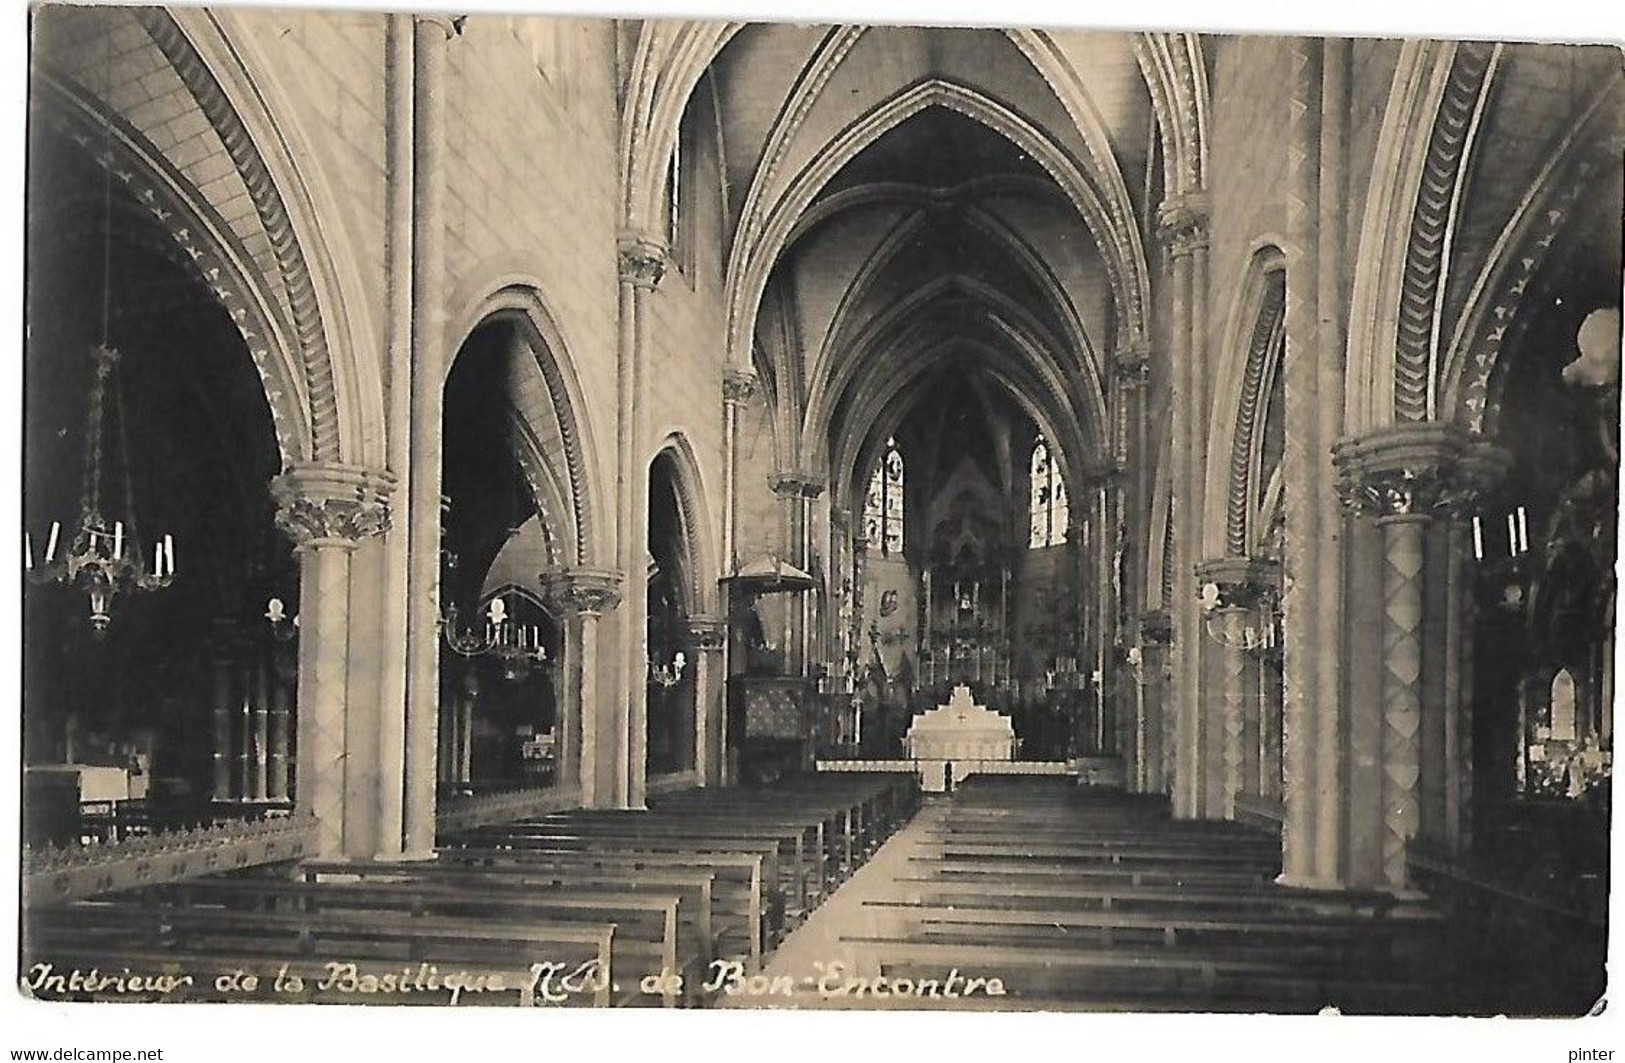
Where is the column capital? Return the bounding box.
[1333,422,1510,519]
[617,231,668,291]
[685,615,727,650]
[269,462,395,550]
[540,566,624,616]
[770,470,826,499]
[1140,610,1173,646]
[413,14,464,38]
[1077,454,1124,487]
[1113,341,1152,385]
[1157,192,1210,257]
[1194,556,1282,610]
[723,364,759,405]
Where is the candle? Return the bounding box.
[113,521,124,560]
[163,534,174,577]
[1471,516,1484,560]
[23,532,32,571]
[1507,513,1518,558]
[45,521,59,562]
[1517,506,1529,554]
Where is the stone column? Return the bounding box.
[828,506,851,676]
[617,234,666,810]
[268,644,295,802]
[722,367,758,574]
[1114,343,1151,786]
[1139,611,1173,794]
[1278,36,1331,885]
[542,567,623,806]
[1194,558,1280,819]
[270,463,393,860]
[1157,193,1209,818]
[401,13,459,860]
[1335,423,1506,892]
[208,620,238,802]
[236,680,252,799]
[688,615,727,786]
[456,670,477,789]
[770,470,824,676]
[374,11,416,861]
[720,368,757,786]
[1433,437,1503,851]
[1077,458,1118,754]
[1259,638,1284,802]
[250,654,271,802]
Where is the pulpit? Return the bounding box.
[730,675,823,781]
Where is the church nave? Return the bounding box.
[16,5,1622,1026]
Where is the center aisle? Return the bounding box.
[725,777,1450,1013]
[720,795,957,1010]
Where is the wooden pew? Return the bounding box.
[860,898,1435,958]
[458,821,798,921]
[305,858,718,968]
[441,844,767,971]
[911,856,1272,890]
[851,940,1429,1012]
[840,775,1441,1012]
[25,902,615,1006]
[534,812,824,914]
[146,876,690,1007]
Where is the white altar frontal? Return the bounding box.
[905,685,1017,791]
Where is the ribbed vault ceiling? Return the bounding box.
[697,24,1152,507]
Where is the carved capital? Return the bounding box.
[770,470,826,499]
[1333,423,1510,519]
[540,566,624,616]
[1140,610,1173,646]
[1078,455,1124,487]
[414,14,465,39]
[1157,192,1209,257]
[269,463,395,550]
[1195,556,1282,610]
[1113,341,1152,386]
[686,614,726,650]
[723,365,758,405]
[617,231,667,291]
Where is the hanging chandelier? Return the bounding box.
[442,594,550,681]
[648,650,687,689]
[25,343,175,634]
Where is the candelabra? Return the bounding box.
[24,345,175,634]
[1198,581,1279,655]
[442,596,550,681]
[648,650,687,689]
[264,596,299,643]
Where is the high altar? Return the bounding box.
[905,684,1017,789]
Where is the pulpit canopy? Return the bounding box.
[723,554,816,595]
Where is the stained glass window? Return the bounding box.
[1029,436,1069,549]
[864,437,904,555]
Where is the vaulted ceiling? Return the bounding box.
[689,24,1158,508]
